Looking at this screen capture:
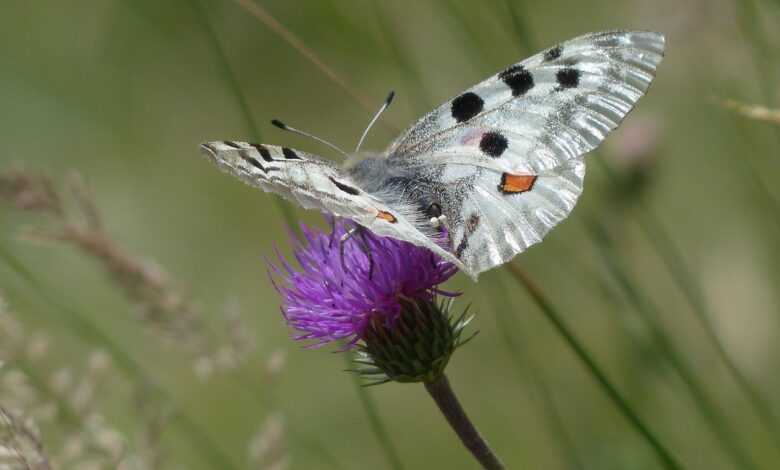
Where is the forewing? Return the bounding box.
[201,141,369,218]
[388,30,665,174]
[382,30,664,277]
[200,140,465,269]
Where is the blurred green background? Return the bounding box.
[1,1,779,469]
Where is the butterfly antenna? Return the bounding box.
[271,119,350,158]
[356,90,395,152]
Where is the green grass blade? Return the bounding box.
[230,366,346,470]
[190,0,297,232]
[195,4,399,466]
[371,0,432,113]
[496,0,536,54]
[735,0,777,104]
[486,275,585,470]
[723,112,780,230]
[439,0,496,67]
[229,0,380,117]
[345,351,407,470]
[586,216,760,470]
[0,244,240,470]
[117,3,344,465]
[7,359,82,429]
[635,206,780,442]
[505,264,684,470]
[595,155,780,450]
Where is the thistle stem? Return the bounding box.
[424,374,505,470]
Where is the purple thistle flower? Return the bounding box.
[270,219,458,347]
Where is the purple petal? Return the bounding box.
[268,219,459,347]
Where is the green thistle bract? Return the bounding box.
[355,297,476,385]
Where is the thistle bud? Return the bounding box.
[355,297,475,385]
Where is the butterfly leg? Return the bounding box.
[338,224,375,279]
[328,217,339,249]
[339,226,357,268]
[356,227,375,279]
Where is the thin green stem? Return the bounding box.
[440,0,496,68]
[497,0,536,55]
[635,207,780,440]
[424,374,505,470]
[193,1,334,458]
[181,1,766,466]
[490,11,764,459]
[486,275,584,470]
[231,369,345,470]
[724,110,780,230]
[190,0,297,231]
[345,351,406,470]
[0,245,239,470]
[229,0,382,119]
[371,0,432,113]
[733,0,780,207]
[595,155,780,450]
[735,0,777,105]
[7,359,82,428]
[505,264,684,470]
[195,2,400,465]
[586,217,760,470]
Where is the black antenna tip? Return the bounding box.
[385,90,395,105]
[271,119,286,130]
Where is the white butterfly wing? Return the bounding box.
[201,31,664,281]
[389,30,665,174]
[200,141,465,269]
[202,141,360,216]
[383,30,664,278]
[449,161,585,276]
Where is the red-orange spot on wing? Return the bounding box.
[376,210,397,223]
[499,174,537,194]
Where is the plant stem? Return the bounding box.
[487,275,585,470]
[586,217,758,470]
[371,0,432,112]
[506,264,684,470]
[595,154,780,451]
[497,0,536,55]
[231,0,380,117]
[424,374,505,470]
[0,245,240,470]
[345,351,406,470]
[190,0,298,232]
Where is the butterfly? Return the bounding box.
[201,30,665,280]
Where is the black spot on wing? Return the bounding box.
[251,144,273,162]
[451,92,484,123]
[455,236,469,258]
[543,45,562,62]
[282,147,302,160]
[467,214,480,231]
[238,149,267,173]
[556,68,580,89]
[455,214,480,258]
[224,141,243,149]
[329,177,361,196]
[498,65,534,97]
[201,143,218,154]
[479,132,508,158]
